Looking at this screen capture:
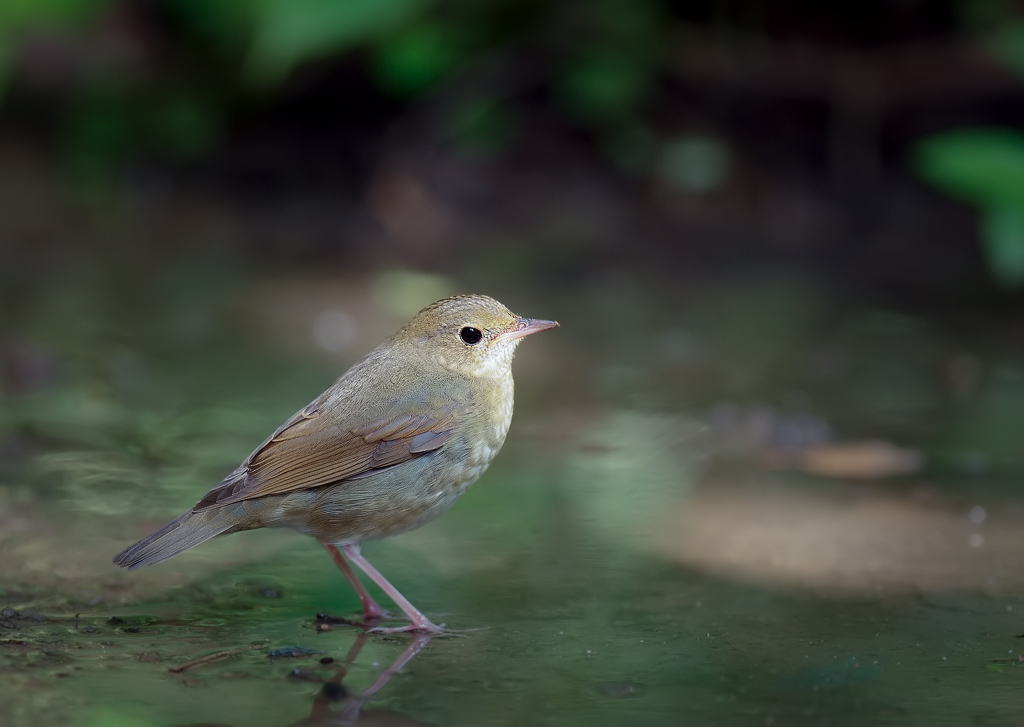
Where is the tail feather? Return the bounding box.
[113,508,240,570]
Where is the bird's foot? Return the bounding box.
[315,612,358,630]
[315,612,393,630]
[315,606,399,629]
[367,620,449,636]
[361,604,398,621]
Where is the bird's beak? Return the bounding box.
[497,317,560,343]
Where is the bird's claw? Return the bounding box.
[367,621,449,636]
[363,607,398,621]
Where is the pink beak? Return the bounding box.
[497,317,559,343]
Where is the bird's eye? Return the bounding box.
[459,327,483,345]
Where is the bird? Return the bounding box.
[113,294,558,634]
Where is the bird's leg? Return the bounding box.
[341,544,447,635]
[321,543,394,621]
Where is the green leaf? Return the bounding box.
[981,206,1024,289]
[556,53,650,121]
[913,128,1024,209]
[246,0,428,83]
[446,96,517,155]
[371,23,464,95]
[988,21,1024,77]
[169,0,254,44]
[0,0,99,31]
[149,93,220,160]
[0,0,106,103]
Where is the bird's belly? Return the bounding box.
[270,436,501,544]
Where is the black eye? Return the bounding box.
[459,327,483,345]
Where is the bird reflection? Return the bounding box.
[188,633,433,727]
[294,632,433,727]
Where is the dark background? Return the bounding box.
[3,0,1024,307]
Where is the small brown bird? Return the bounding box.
[114,294,557,634]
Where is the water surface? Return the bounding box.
[3,273,1024,726]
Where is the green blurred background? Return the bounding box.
[7,2,1024,726]
[4,0,1024,290]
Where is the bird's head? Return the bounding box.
[397,294,558,378]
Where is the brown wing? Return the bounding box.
[193,400,458,510]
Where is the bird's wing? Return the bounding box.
[192,395,461,510]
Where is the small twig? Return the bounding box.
[169,641,269,674]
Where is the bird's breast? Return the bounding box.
[276,372,516,545]
[447,376,513,494]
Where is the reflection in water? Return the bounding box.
[299,633,433,727]
[190,634,433,727]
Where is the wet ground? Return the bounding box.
[4,268,1024,726]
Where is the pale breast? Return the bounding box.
[432,370,514,500]
[286,371,517,545]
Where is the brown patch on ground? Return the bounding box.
[657,478,1024,593]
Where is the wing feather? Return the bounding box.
[193,394,462,511]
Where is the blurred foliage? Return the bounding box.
[914,129,1024,289]
[0,0,96,39]
[0,0,667,181]
[370,20,467,94]
[4,0,1024,291]
[244,0,428,83]
[0,0,99,97]
[910,10,1024,290]
[989,20,1024,76]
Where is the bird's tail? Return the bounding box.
[112,506,242,570]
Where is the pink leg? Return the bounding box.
[342,544,447,635]
[321,543,393,621]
